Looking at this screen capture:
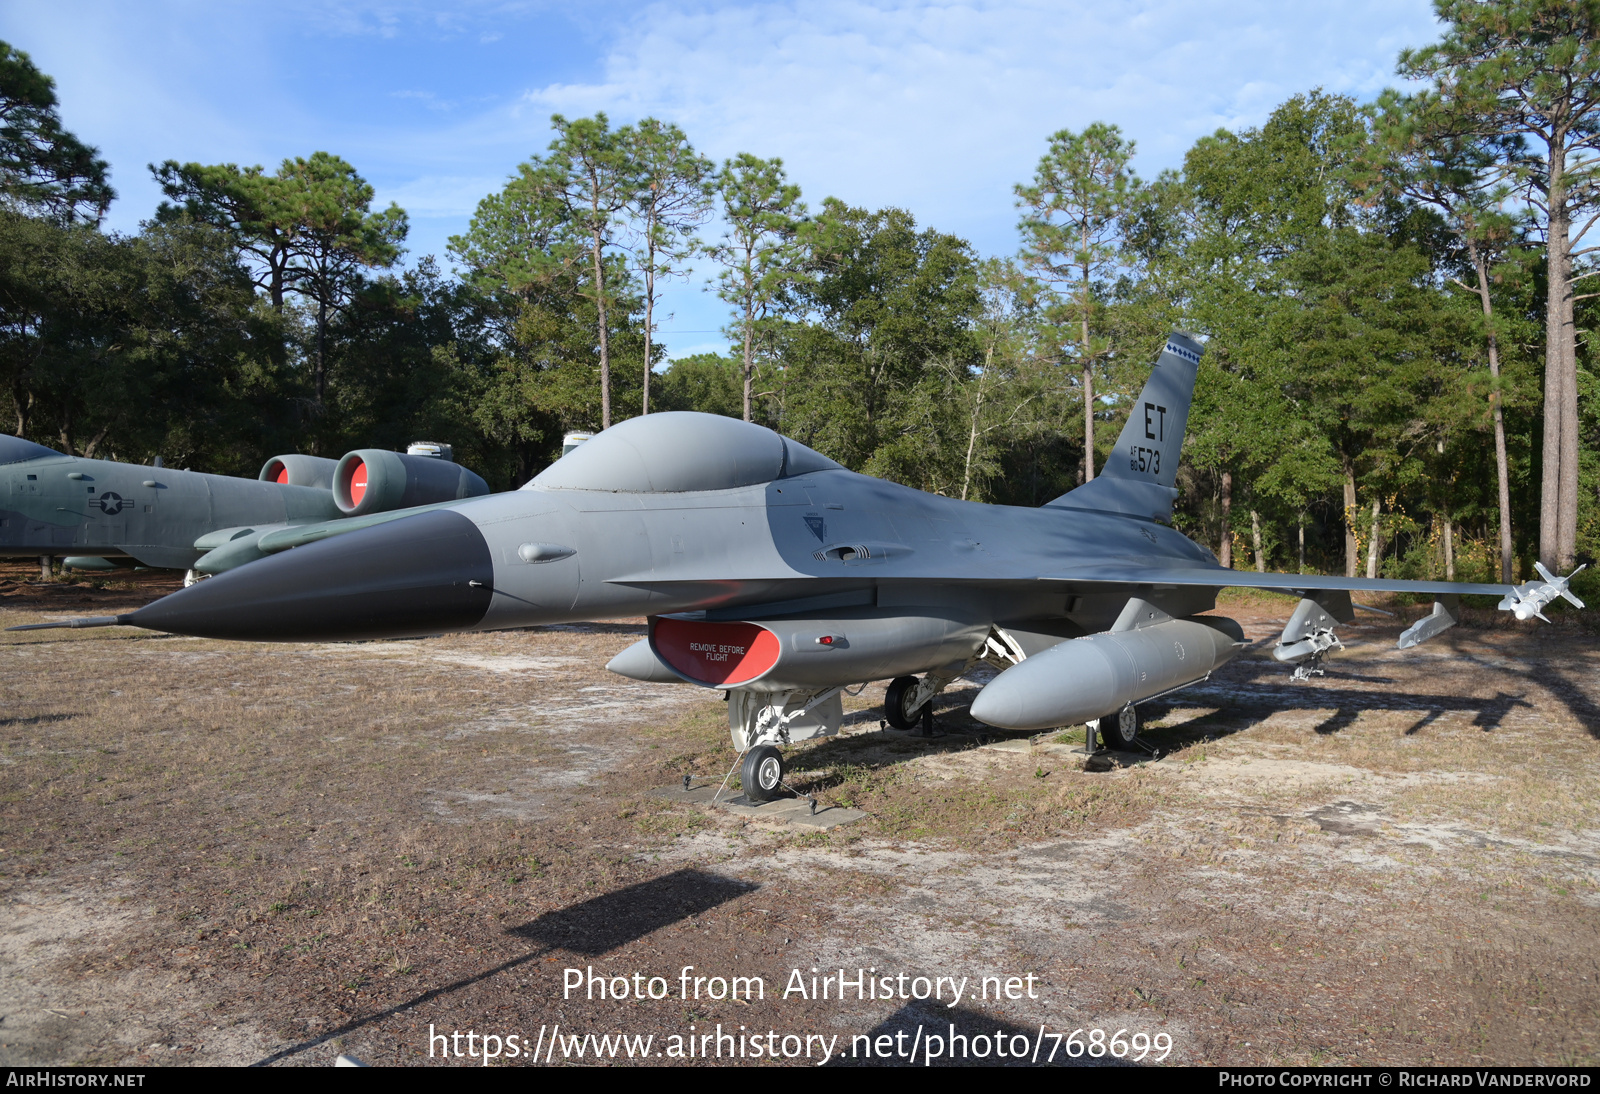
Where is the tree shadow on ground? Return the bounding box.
[799,649,1542,781]
[250,868,754,1066]
[509,869,757,955]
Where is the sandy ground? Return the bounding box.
[1,567,1597,1067]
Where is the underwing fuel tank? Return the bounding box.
[622,611,989,692]
[969,602,1245,731]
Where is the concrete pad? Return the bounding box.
[652,783,868,830]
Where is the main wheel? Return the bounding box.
[1101,703,1142,751]
[741,745,785,802]
[884,676,927,730]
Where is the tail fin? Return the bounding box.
[1046,331,1202,522]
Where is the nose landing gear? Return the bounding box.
[741,745,785,802]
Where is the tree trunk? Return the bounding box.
[315,290,327,405]
[39,555,52,581]
[1081,254,1094,482]
[1557,237,1579,571]
[1082,362,1095,482]
[1343,461,1359,579]
[1219,470,1233,568]
[1540,146,1578,573]
[1466,235,1515,584]
[1251,509,1265,572]
[961,344,993,502]
[741,296,755,423]
[1444,516,1455,582]
[642,260,654,416]
[591,220,611,431]
[1366,497,1382,581]
[1297,514,1306,574]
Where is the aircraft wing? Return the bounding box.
[1031,564,1509,598]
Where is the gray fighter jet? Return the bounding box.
[19,333,1583,801]
[0,437,489,580]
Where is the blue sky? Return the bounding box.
[2,1,1442,361]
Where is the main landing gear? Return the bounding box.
[883,675,928,730]
[1096,702,1142,751]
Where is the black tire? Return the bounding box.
[741,745,785,802]
[884,675,926,730]
[1101,703,1141,751]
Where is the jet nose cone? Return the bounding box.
[129,509,494,641]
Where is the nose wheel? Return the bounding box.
[741,745,786,802]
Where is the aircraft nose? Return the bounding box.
[128,509,494,641]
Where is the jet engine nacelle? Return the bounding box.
[621,610,989,692]
[331,449,490,516]
[969,614,1245,731]
[260,454,338,490]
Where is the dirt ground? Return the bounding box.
[1,562,1597,1067]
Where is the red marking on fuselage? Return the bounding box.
[652,619,779,686]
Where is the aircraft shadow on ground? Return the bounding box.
[805,651,1542,782]
[250,869,754,1066]
[823,1000,1139,1067]
[509,868,757,955]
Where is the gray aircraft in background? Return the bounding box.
[22,333,1583,801]
[0,437,489,581]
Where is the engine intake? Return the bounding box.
[331,449,490,516]
[259,454,338,490]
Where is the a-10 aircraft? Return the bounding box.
[16,333,1583,802]
[0,437,489,582]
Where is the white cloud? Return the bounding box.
[374,175,511,218]
[0,0,1447,357]
[508,0,1441,255]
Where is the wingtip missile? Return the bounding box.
[1499,564,1587,622]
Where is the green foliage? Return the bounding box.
[0,41,113,223]
[621,119,713,415]
[655,353,743,420]
[777,199,981,488]
[0,26,1593,587]
[710,153,805,422]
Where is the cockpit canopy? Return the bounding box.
[0,434,63,465]
[528,412,842,494]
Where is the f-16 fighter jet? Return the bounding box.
[0,438,488,581]
[17,333,1582,802]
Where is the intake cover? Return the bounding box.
[260,454,338,490]
[650,619,781,686]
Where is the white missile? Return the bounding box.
[1499,563,1586,623]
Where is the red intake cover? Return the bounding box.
[349,459,368,505]
[651,618,780,686]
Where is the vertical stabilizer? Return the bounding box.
[1046,332,1202,522]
